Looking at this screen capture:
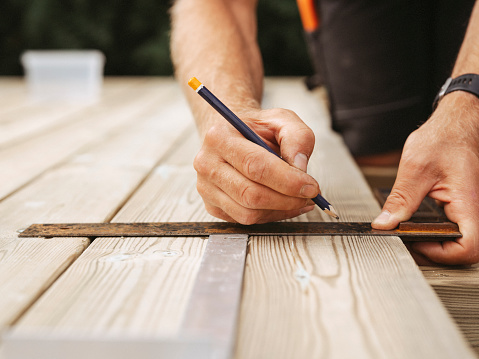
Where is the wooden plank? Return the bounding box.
[422,264,479,356]
[2,332,211,359]
[0,79,194,331]
[234,78,475,358]
[0,78,171,201]
[0,78,27,115]
[0,79,143,150]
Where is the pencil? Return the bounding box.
[188,77,339,220]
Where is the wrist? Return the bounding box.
[432,90,479,144]
[436,89,479,110]
[433,74,479,110]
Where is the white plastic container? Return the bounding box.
[21,50,105,102]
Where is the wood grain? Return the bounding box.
[422,264,479,355]
[9,113,211,338]
[0,79,142,150]
[0,79,194,331]
[2,78,475,359]
[0,78,164,200]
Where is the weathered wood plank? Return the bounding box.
[0,78,172,201]
[422,264,479,355]
[0,80,194,332]
[0,79,144,150]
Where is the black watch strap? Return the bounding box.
[433,73,479,110]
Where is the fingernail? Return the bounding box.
[300,184,317,198]
[294,153,308,172]
[372,211,391,226]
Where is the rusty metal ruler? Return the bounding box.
[18,221,461,241]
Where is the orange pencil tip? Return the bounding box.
[188,77,202,91]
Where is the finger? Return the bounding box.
[197,156,314,211]
[199,180,316,224]
[203,203,238,223]
[411,218,479,265]
[263,109,316,172]
[212,133,319,199]
[372,158,435,230]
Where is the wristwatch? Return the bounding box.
[433,73,479,110]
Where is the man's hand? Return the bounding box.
[194,108,320,224]
[372,92,479,265]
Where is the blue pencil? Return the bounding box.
[188,77,339,219]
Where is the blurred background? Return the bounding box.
[1,0,313,77]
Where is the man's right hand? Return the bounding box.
[194,107,320,224]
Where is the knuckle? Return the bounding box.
[236,210,262,225]
[193,151,206,174]
[238,182,263,208]
[241,151,267,182]
[195,180,207,197]
[204,124,223,143]
[297,127,315,145]
[386,186,415,207]
[204,204,229,222]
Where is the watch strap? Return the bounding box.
[433,73,479,110]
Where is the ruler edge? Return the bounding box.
[17,222,461,240]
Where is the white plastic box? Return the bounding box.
[21,50,105,102]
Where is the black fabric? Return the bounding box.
[313,0,475,156]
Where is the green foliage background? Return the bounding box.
[1,0,312,77]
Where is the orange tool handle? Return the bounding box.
[297,0,319,32]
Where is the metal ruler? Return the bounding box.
[18,221,461,241]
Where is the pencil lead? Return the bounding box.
[324,206,339,220]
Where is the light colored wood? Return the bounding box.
[234,78,475,359]
[2,332,211,359]
[0,78,27,115]
[0,79,144,150]
[9,131,212,337]
[422,264,479,355]
[1,78,475,359]
[0,78,170,201]
[0,79,194,331]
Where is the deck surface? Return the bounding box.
[0,77,477,358]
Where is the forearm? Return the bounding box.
[170,0,264,137]
[432,0,479,140]
[452,0,479,76]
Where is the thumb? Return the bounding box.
[275,112,315,172]
[372,168,433,230]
